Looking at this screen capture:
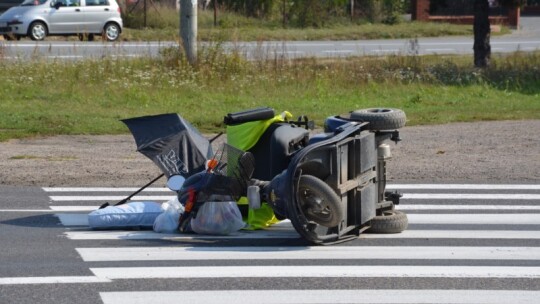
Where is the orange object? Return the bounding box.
[184,188,196,212]
[206,158,218,171]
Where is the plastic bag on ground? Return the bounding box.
[190,201,246,235]
[153,197,184,233]
[88,202,163,229]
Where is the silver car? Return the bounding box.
[0,0,123,41]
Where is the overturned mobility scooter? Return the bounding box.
[225,107,408,244]
[124,107,408,244]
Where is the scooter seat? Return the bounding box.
[248,123,309,181]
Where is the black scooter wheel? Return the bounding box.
[367,210,408,233]
[297,175,344,228]
[350,108,406,131]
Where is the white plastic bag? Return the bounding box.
[88,202,162,229]
[153,197,184,233]
[190,201,245,235]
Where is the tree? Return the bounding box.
[473,0,525,68]
[473,0,491,68]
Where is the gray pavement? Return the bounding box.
[509,16,540,37]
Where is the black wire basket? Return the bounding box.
[200,144,255,201]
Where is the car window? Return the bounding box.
[21,0,48,6]
[86,0,109,6]
[50,0,80,7]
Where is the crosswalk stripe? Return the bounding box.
[55,213,540,226]
[76,246,540,262]
[360,230,540,239]
[407,213,540,225]
[99,289,540,304]
[387,184,540,190]
[65,229,300,240]
[48,205,540,212]
[65,229,540,241]
[43,184,540,192]
[43,187,170,192]
[48,193,540,201]
[402,193,540,200]
[397,205,540,210]
[56,213,540,227]
[49,195,174,201]
[90,265,540,279]
[0,276,110,285]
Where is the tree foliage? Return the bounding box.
[218,0,407,28]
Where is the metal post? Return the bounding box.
[180,0,198,65]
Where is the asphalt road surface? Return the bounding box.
[2,16,540,60]
[2,35,540,60]
[1,182,539,304]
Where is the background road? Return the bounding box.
[1,182,539,304]
[2,36,539,60]
[1,17,539,60]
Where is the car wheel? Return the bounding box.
[88,34,95,41]
[349,108,407,131]
[28,21,47,41]
[367,210,408,233]
[102,23,120,42]
[297,175,344,228]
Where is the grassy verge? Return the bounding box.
[121,9,498,42]
[0,49,538,142]
[122,20,481,42]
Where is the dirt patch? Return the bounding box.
[0,120,538,187]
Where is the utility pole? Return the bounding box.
[180,0,197,65]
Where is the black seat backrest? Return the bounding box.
[248,123,309,181]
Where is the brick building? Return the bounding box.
[411,0,521,28]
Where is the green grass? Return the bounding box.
[120,8,488,42]
[122,20,480,42]
[0,47,538,142]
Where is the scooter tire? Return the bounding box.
[350,108,406,131]
[367,210,408,233]
[297,175,344,228]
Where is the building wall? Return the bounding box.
[412,0,520,28]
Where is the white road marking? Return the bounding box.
[407,213,540,225]
[57,213,540,227]
[397,205,540,210]
[100,289,540,304]
[360,230,540,239]
[90,265,540,279]
[426,48,456,52]
[50,193,540,202]
[43,187,170,192]
[322,50,353,53]
[65,230,300,240]
[0,209,58,212]
[43,184,540,192]
[402,193,540,200]
[387,184,540,190]
[50,206,100,211]
[76,246,540,262]
[371,49,400,53]
[65,229,540,241]
[0,276,110,285]
[49,195,174,201]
